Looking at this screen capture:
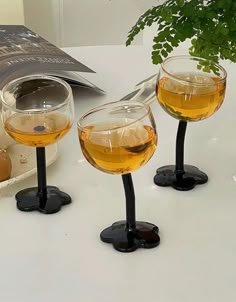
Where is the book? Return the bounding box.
[0,25,103,91]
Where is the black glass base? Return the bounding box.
[154,164,208,191]
[15,186,71,214]
[100,221,160,253]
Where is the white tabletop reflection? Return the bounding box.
[0,45,235,302]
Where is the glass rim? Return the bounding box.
[77,100,151,132]
[160,55,227,86]
[1,74,73,114]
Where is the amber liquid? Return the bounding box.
[79,121,157,174]
[5,112,72,147]
[157,73,226,121]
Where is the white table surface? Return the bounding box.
[0,45,236,302]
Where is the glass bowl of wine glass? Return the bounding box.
[154,55,227,191]
[77,100,160,252]
[1,74,74,214]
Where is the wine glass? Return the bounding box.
[1,75,74,214]
[77,100,160,252]
[154,55,227,191]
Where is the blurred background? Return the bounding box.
[0,0,164,47]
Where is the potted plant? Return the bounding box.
[126,0,236,66]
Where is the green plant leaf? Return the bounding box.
[126,0,236,66]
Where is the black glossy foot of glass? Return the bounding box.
[16,186,71,214]
[100,221,160,253]
[154,164,208,191]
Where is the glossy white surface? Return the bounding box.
[0,45,236,302]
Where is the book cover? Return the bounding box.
[0,25,102,91]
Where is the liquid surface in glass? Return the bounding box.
[5,112,72,147]
[157,72,226,121]
[79,120,157,174]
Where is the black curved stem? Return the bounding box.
[175,120,187,177]
[36,147,47,195]
[122,173,136,232]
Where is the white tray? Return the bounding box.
[0,143,58,189]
